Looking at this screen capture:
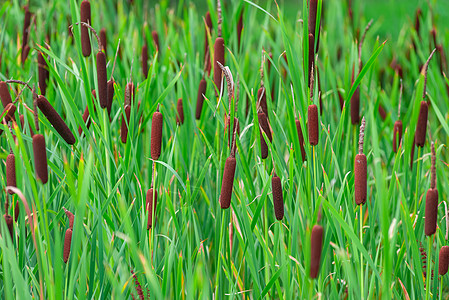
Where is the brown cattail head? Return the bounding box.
[0,81,12,108]
[107,79,114,117]
[310,224,324,278]
[213,37,225,95]
[96,51,108,108]
[100,28,107,56]
[6,154,16,194]
[425,188,438,236]
[2,103,17,122]
[308,33,315,87]
[33,134,48,184]
[22,5,31,49]
[80,0,92,57]
[354,154,367,205]
[146,188,158,230]
[22,45,31,65]
[152,30,160,52]
[272,174,284,221]
[38,52,49,95]
[415,101,428,147]
[393,120,403,153]
[63,228,72,263]
[237,9,244,51]
[414,8,422,37]
[220,156,236,209]
[121,105,131,143]
[14,201,20,222]
[37,95,76,145]
[4,214,14,240]
[176,98,184,125]
[141,44,148,79]
[125,82,134,106]
[350,64,360,124]
[337,89,344,111]
[308,0,318,41]
[308,104,319,146]
[378,104,387,121]
[151,109,163,160]
[204,12,213,59]
[258,112,271,159]
[78,104,91,135]
[439,246,449,275]
[295,120,307,161]
[257,87,268,117]
[195,79,207,120]
[64,209,75,229]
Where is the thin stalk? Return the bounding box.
[360,204,364,299]
[415,147,422,215]
[425,236,432,300]
[214,209,227,297]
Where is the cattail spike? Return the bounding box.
[96,51,108,108]
[421,48,437,100]
[80,0,92,57]
[33,134,48,184]
[176,98,184,125]
[258,112,272,159]
[272,175,284,221]
[439,246,449,275]
[100,28,107,56]
[415,101,428,147]
[195,79,207,120]
[0,81,12,108]
[151,109,163,160]
[64,207,75,229]
[152,30,160,52]
[425,188,438,236]
[121,105,131,143]
[63,228,73,263]
[310,224,324,278]
[6,154,16,194]
[431,142,436,189]
[219,156,236,209]
[38,52,49,96]
[4,214,14,240]
[358,117,366,154]
[308,104,319,146]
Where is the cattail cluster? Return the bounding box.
[308,104,319,146]
[258,111,271,159]
[6,153,16,194]
[354,117,367,205]
[33,134,48,184]
[37,95,76,144]
[63,208,74,263]
[425,142,438,236]
[310,224,324,278]
[271,174,284,221]
[176,98,184,125]
[151,107,163,160]
[80,0,92,57]
[38,52,50,95]
[219,155,236,209]
[439,246,449,276]
[146,188,158,230]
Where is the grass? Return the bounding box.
[1,0,449,298]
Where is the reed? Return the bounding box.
[37,95,76,145]
[32,134,48,184]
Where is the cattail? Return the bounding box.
[33,134,48,184]
[310,224,324,278]
[0,81,12,108]
[80,0,92,57]
[350,64,360,124]
[22,5,31,50]
[439,246,449,275]
[308,0,318,41]
[151,107,163,160]
[295,120,307,161]
[78,91,95,135]
[14,201,19,222]
[2,103,17,122]
[214,37,225,95]
[21,44,31,65]
[65,209,75,230]
[107,79,114,117]
[378,104,386,121]
[6,154,16,194]
[258,112,271,159]
[4,214,13,240]
[226,116,239,148]
[414,8,422,37]
[425,142,438,236]
[38,52,49,95]
[146,188,158,230]
[176,98,184,125]
[337,89,344,111]
[204,12,213,59]
[195,79,207,119]
[152,30,160,52]
[393,121,402,153]
[100,28,107,57]
[237,9,243,51]
[96,51,108,108]
[257,87,268,117]
[63,228,72,263]
[219,156,236,209]
[121,105,131,143]
[415,101,428,147]
[272,174,284,221]
[354,117,367,205]
[141,44,148,78]
[37,95,76,145]
[308,104,319,146]
[125,82,134,105]
[308,33,315,86]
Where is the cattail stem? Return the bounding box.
[421,49,437,100]
[425,237,432,300]
[360,204,364,298]
[358,20,373,71]
[431,142,436,189]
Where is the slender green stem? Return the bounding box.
[214,209,227,297]
[426,236,432,300]
[415,147,422,217]
[360,204,364,299]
